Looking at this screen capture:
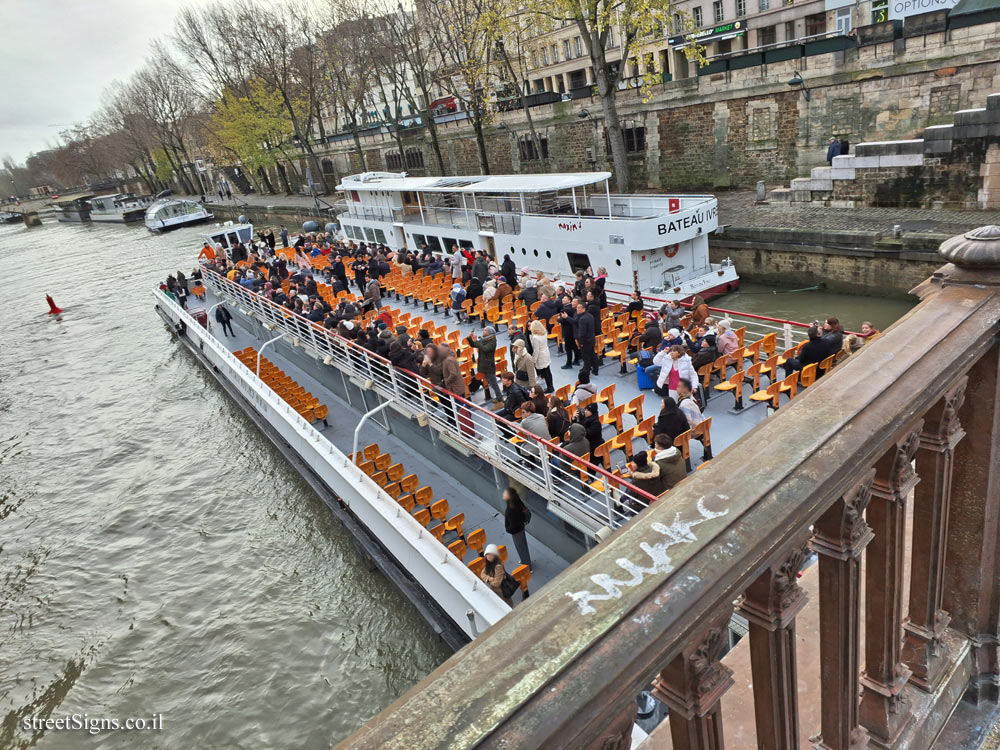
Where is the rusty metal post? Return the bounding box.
[859,425,922,746]
[738,541,809,750]
[811,472,876,750]
[652,608,735,750]
[903,380,967,693]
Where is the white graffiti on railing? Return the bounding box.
[565,496,729,616]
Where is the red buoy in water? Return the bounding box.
[46,295,63,315]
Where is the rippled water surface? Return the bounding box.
[0,219,450,749]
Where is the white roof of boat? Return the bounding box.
[337,171,613,194]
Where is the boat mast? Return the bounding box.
[572,187,578,214]
[605,178,611,218]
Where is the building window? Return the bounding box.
[552,44,559,62]
[606,25,616,47]
[518,135,549,161]
[758,25,776,45]
[604,122,646,154]
[784,20,796,39]
[805,12,826,35]
[713,0,725,23]
[564,39,572,59]
[405,148,424,169]
[871,0,888,22]
[575,36,583,56]
[692,6,703,26]
[542,47,549,65]
[736,0,746,15]
[758,0,770,9]
[385,151,403,170]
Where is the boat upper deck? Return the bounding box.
[335,171,718,242]
[169,244,859,634]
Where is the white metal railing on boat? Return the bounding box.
[202,270,658,537]
[154,288,509,637]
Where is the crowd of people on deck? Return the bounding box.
[169,227,882,517]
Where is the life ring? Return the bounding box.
[665,244,679,258]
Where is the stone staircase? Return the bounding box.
[770,91,1000,209]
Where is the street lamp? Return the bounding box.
[786,71,811,101]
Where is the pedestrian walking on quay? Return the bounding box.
[504,487,532,570]
[826,136,841,164]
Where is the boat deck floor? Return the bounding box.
[191,285,573,595]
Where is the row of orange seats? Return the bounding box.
[233,347,329,425]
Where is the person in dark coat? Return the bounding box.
[575,403,604,462]
[214,304,235,337]
[562,422,590,458]
[497,372,529,420]
[500,255,516,286]
[503,487,532,570]
[351,256,368,292]
[466,276,484,305]
[468,327,500,402]
[559,297,578,369]
[826,137,842,165]
[534,294,559,324]
[783,325,827,376]
[638,320,663,351]
[653,397,690,443]
[575,300,598,375]
[691,334,718,372]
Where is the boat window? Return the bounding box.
[364,227,376,242]
[533,249,539,256]
[238,227,252,242]
[566,252,591,274]
[213,233,230,249]
[374,229,387,244]
[546,251,552,258]
[227,232,240,246]
[615,259,622,266]
[442,237,458,251]
[425,235,443,253]
[459,240,475,251]
[521,247,527,255]
[412,233,427,249]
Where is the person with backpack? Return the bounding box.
[504,487,532,570]
[480,544,517,605]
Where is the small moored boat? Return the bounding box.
[145,198,214,232]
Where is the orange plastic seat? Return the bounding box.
[511,564,531,597]
[693,416,713,460]
[800,362,819,388]
[430,499,450,522]
[448,539,467,560]
[750,382,782,409]
[623,395,644,428]
[468,556,486,577]
[779,371,800,400]
[673,429,693,472]
[430,524,446,542]
[714,369,746,411]
[397,495,415,513]
[600,403,625,433]
[413,508,431,526]
[444,512,465,537]
[466,528,487,556]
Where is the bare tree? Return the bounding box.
[417,0,498,174]
[361,0,448,175]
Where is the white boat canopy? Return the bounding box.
[338,171,613,194]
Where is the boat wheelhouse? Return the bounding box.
[52,195,94,223]
[335,171,738,300]
[88,193,149,223]
[145,198,214,232]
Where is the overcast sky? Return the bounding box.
[0,0,193,164]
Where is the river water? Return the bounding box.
[0,218,914,749]
[0,219,449,750]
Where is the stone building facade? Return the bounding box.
[270,18,999,201]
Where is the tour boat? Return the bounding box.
[335,171,739,300]
[87,193,149,223]
[52,195,94,223]
[145,197,214,232]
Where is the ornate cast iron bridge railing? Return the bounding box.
[336,228,1000,750]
